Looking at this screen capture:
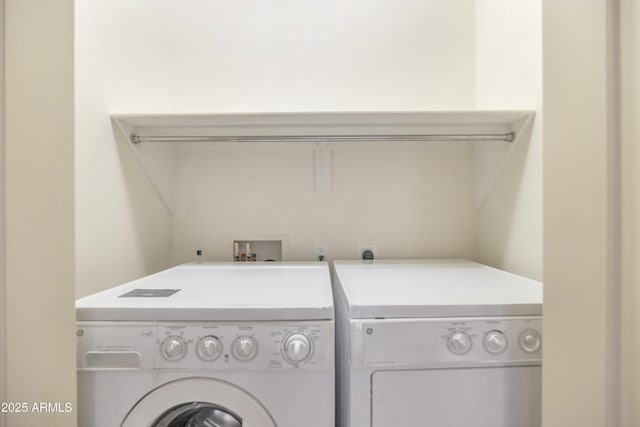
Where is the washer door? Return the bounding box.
[154,402,241,427]
[121,377,276,427]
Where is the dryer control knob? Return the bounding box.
[447,331,472,355]
[519,329,542,353]
[283,333,312,364]
[232,336,258,361]
[197,336,222,361]
[161,336,187,361]
[483,330,508,354]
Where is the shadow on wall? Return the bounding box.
[111,119,173,275]
[475,116,541,280]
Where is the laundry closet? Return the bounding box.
[75,1,542,298]
[74,3,542,423]
[3,0,632,426]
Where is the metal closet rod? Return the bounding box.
[130,132,516,144]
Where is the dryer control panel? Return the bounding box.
[352,316,541,369]
[77,321,334,371]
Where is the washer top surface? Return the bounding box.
[76,262,333,321]
[333,259,542,318]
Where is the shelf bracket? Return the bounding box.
[315,142,331,192]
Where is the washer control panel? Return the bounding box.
[358,316,541,368]
[77,321,333,371]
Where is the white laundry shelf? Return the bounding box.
[111,110,535,214]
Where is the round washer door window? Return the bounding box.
[121,377,276,427]
[154,402,241,427]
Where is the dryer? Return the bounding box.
[333,259,542,427]
[76,262,334,427]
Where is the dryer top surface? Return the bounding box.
[333,259,542,318]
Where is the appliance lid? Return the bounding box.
[333,259,542,318]
[76,262,333,321]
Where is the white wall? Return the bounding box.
[473,0,542,280]
[172,144,475,263]
[542,1,611,425]
[620,0,640,425]
[75,0,479,295]
[0,0,6,424]
[4,0,76,426]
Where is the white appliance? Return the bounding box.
[332,259,543,427]
[76,262,334,427]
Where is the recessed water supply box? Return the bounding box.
[232,237,286,262]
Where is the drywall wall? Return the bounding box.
[620,0,640,425]
[473,0,542,281]
[171,143,475,263]
[75,0,478,295]
[542,0,610,425]
[4,0,76,426]
[0,0,6,424]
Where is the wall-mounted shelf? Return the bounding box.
[111,110,534,214]
[113,110,530,142]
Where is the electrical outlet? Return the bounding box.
[357,244,378,260]
[315,242,329,261]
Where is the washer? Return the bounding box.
[333,259,542,427]
[76,262,334,427]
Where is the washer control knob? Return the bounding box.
[447,331,472,355]
[232,336,258,361]
[283,333,312,364]
[197,336,222,361]
[519,329,542,353]
[483,330,508,354]
[161,336,187,361]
